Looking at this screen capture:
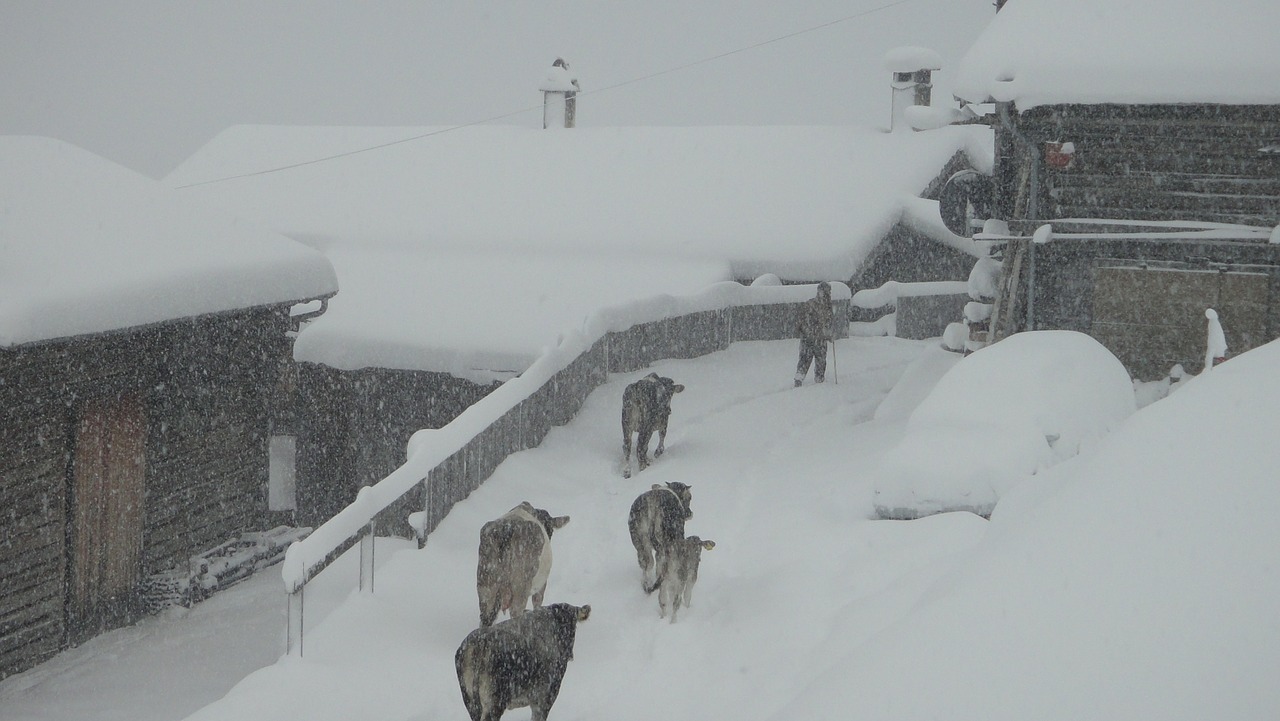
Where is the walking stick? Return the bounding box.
[829,339,838,384]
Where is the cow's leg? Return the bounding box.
[654,420,669,458]
[477,585,499,627]
[482,682,507,721]
[651,545,672,596]
[636,425,654,471]
[658,574,673,619]
[511,586,530,618]
[622,431,633,478]
[630,521,658,593]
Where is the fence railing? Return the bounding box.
[281,280,850,655]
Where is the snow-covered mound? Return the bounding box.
[873,330,1135,519]
[785,335,1280,721]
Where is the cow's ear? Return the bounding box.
[651,483,663,491]
[551,515,570,529]
[702,539,716,551]
[672,384,685,393]
[577,604,592,621]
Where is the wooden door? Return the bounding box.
[69,393,146,638]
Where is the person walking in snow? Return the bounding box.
[794,281,835,387]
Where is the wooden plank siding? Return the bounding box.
[0,304,294,680]
[1017,104,1280,228]
[0,404,67,676]
[296,364,501,528]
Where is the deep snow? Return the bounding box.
[4,331,1277,721]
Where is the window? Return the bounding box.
[268,435,297,511]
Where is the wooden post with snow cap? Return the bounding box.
[541,58,579,129]
[885,46,941,132]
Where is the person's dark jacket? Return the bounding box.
[796,285,834,343]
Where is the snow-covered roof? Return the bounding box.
[953,0,1280,108]
[166,123,990,376]
[0,136,338,348]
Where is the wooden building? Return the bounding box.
[0,137,337,679]
[952,0,1280,377]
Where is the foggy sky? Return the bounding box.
[1,0,993,178]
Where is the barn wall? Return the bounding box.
[1026,239,1280,379]
[849,224,978,327]
[143,308,291,572]
[0,305,293,679]
[295,364,502,528]
[1016,104,1280,227]
[0,401,68,679]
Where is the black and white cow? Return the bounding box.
[627,482,693,593]
[658,535,715,622]
[477,502,570,627]
[455,602,591,721]
[621,373,684,478]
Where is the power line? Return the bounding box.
[174,0,915,189]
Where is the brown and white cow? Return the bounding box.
[476,502,570,627]
[658,535,715,622]
[627,482,693,593]
[621,373,684,478]
[455,602,591,721]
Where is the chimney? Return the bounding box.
[884,46,942,132]
[540,58,579,129]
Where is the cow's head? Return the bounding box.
[544,603,592,660]
[687,536,715,552]
[519,501,570,538]
[656,376,685,404]
[656,481,693,517]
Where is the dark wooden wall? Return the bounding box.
[1021,238,1280,379]
[0,305,292,679]
[1013,104,1280,227]
[849,224,978,323]
[295,364,501,527]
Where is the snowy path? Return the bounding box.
[176,335,984,721]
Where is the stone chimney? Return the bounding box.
[540,58,579,129]
[884,46,942,132]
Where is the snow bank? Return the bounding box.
[873,330,1135,518]
[784,336,1280,721]
[0,136,337,347]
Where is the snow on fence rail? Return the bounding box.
[281,280,850,654]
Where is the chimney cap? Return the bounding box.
[884,46,942,73]
[540,57,579,93]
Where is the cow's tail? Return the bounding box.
[455,643,483,721]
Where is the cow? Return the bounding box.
[658,536,715,622]
[477,502,570,628]
[621,372,684,478]
[627,482,693,593]
[455,602,591,721]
